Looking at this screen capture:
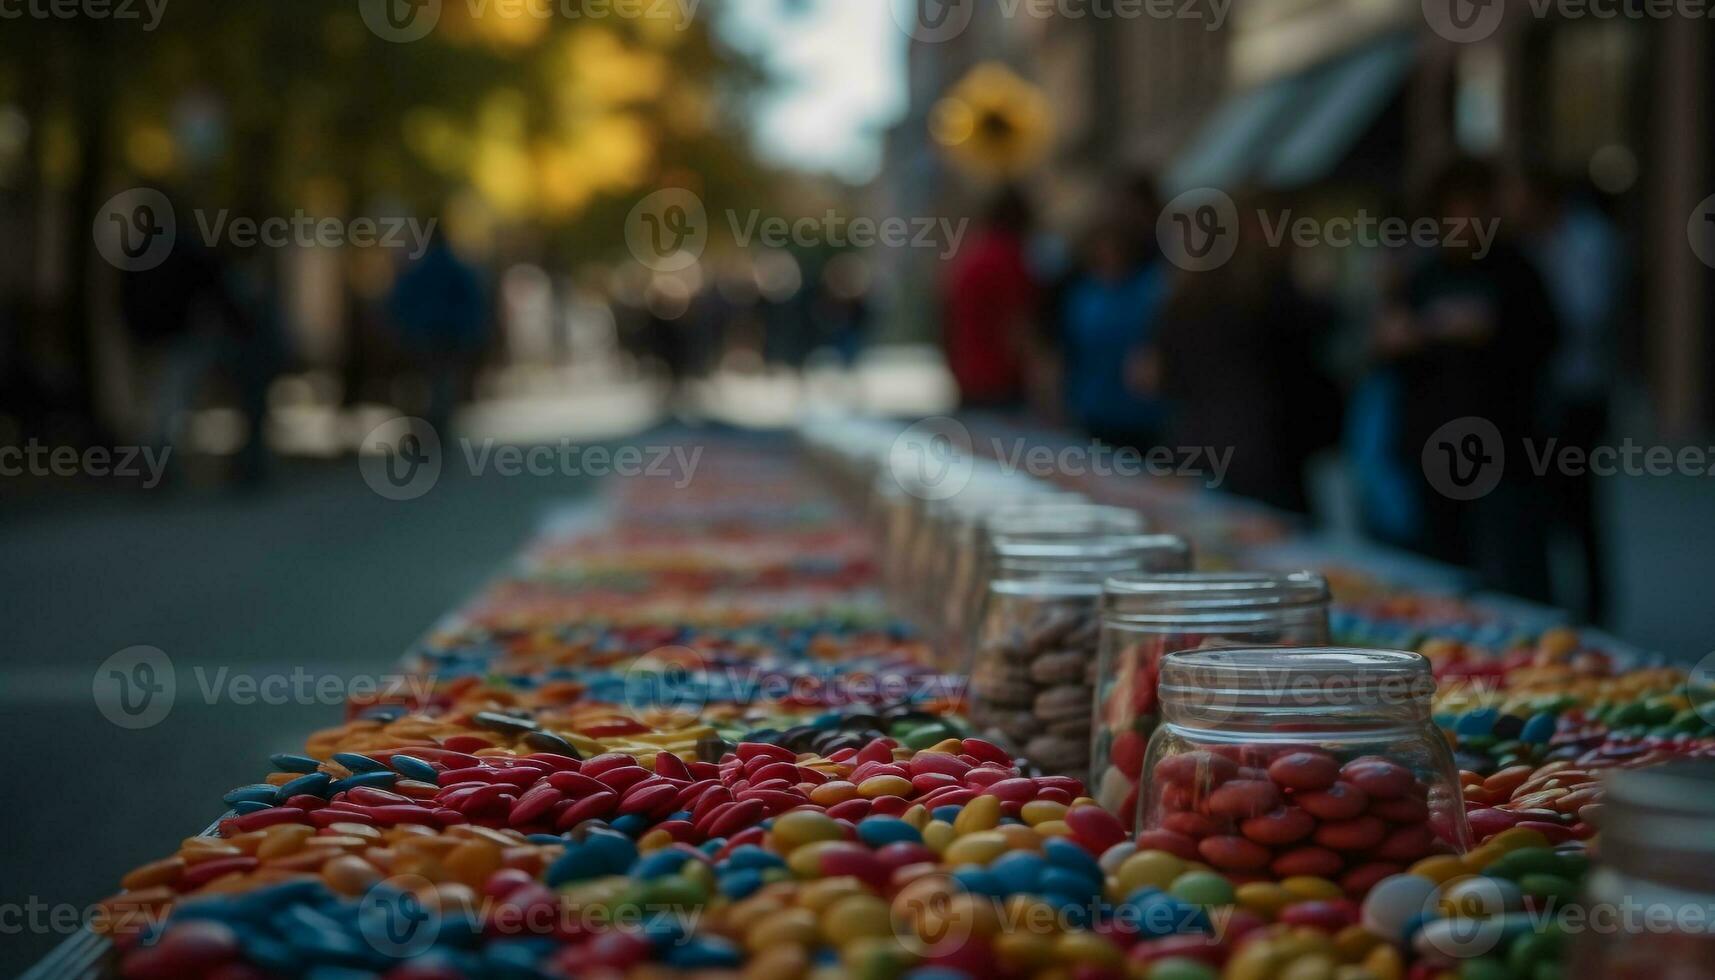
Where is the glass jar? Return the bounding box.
[967,533,1191,782]
[1567,761,1715,980]
[1139,648,1469,887]
[952,504,1146,674]
[1091,571,1332,822]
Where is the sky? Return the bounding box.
[719,0,910,183]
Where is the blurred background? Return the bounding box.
[1,0,1713,968]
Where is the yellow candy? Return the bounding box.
[1333,923,1382,961]
[900,805,930,830]
[923,739,964,754]
[810,781,861,807]
[1281,876,1344,901]
[953,795,1001,835]
[743,944,810,980]
[1116,850,1186,894]
[773,811,845,853]
[942,831,1009,866]
[798,876,869,913]
[1363,943,1405,980]
[1461,845,1506,872]
[993,931,1055,970]
[1020,800,1069,826]
[788,840,844,879]
[1236,882,1295,917]
[1279,953,1339,980]
[995,824,1042,852]
[819,894,893,946]
[857,775,912,799]
[1031,820,1072,837]
[727,895,787,935]
[840,936,913,979]
[637,829,674,852]
[921,820,955,855]
[1488,827,1551,852]
[1053,931,1123,967]
[746,907,818,952]
[442,840,503,888]
[1407,855,1467,885]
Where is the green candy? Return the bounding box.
[1458,957,1514,980]
[1169,870,1236,908]
[1487,848,1564,880]
[899,723,955,750]
[1516,873,1575,900]
[1149,958,1220,980]
[640,874,708,909]
[1508,929,1563,973]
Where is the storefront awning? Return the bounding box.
[1164,31,1418,195]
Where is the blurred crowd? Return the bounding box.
[937,161,1624,625]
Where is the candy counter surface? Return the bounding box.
[47,434,1714,980]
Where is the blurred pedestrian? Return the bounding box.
[120,215,279,486]
[1153,194,1336,513]
[1375,158,1559,600]
[1057,218,1168,451]
[387,229,489,438]
[1504,166,1623,623]
[941,187,1037,412]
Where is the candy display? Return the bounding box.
[54,426,1715,980]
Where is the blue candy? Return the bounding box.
[388,754,438,782]
[277,771,332,801]
[269,753,322,773]
[989,851,1045,894]
[331,752,390,773]
[223,784,282,806]
[719,869,765,899]
[856,816,921,847]
[328,771,396,794]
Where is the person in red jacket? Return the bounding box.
[941,187,1039,410]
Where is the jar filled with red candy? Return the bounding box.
[1139,648,1469,894]
[1568,761,1715,980]
[1091,572,1331,822]
[950,503,1146,673]
[968,533,1189,781]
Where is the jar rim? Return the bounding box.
[1159,647,1434,712]
[1102,571,1329,618]
[983,503,1145,536]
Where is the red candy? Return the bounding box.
[1267,752,1340,791]
[1340,759,1415,800]
[1296,782,1370,821]
[1197,835,1272,871]
[1204,780,1281,819]
[1239,807,1316,846]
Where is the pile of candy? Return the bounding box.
[87,437,1714,980]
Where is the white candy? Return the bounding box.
[1361,873,1439,940]
[1413,916,1509,961]
[1098,840,1137,874]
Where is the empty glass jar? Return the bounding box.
[1138,648,1468,888]
[967,533,1190,782]
[1568,761,1715,980]
[1091,571,1332,822]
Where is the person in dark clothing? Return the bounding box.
[1375,159,1559,600]
[1059,219,1168,451]
[388,231,489,438]
[1152,197,1334,514]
